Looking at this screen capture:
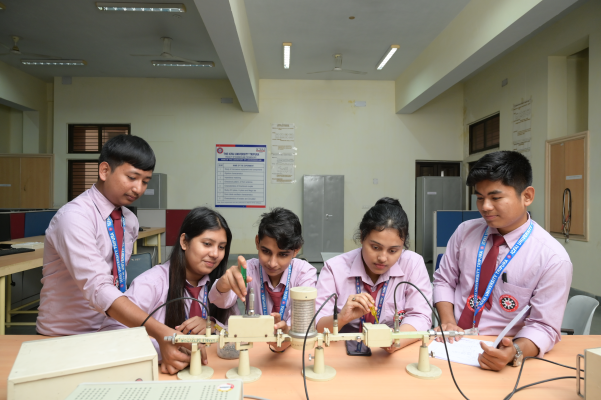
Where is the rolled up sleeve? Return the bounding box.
[51,211,124,314]
[208,278,238,309]
[433,224,463,305]
[315,262,338,326]
[400,258,433,332]
[514,258,572,357]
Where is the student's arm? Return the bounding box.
[315,262,374,332]
[513,258,573,356]
[211,256,253,307]
[478,337,539,371]
[51,211,125,314]
[106,297,191,375]
[399,255,433,332]
[432,224,464,340]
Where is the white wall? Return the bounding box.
[462,0,601,295]
[53,78,464,253]
[0,61,53,153]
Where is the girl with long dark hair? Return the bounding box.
[315,197,432,353]
[100,207,235,373]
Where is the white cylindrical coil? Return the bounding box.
[289,287,317,340]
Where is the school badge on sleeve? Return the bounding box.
[499,294,518,312]
[466,294,482,312]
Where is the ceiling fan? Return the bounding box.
[131,37,214,66]
[0,35,60,58]
[307,54,366,75]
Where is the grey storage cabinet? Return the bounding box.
[130,173,167,209]
[302,175,344,262]
[415,176,462,263]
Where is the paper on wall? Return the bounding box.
[271,123,296,184]
[512,99,532,160]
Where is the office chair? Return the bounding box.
[561,295,599,335]
[126,253,153,288]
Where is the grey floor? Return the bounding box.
[7,258,601,336]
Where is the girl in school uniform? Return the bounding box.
[209,207,317,351]
[100,207,236,373]
[315,197,432,353]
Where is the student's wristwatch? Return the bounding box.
[512,342,523,367]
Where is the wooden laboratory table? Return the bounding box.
[1,335,599,400]
[0,228,165,335]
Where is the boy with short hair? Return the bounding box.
[38,135,190,375]
[433,151,572,371]
[209,207,317,351]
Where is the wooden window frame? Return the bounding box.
[544,131,589,242]
[469,114,500,155]
[68,124,131,154]
[67,160,100,202]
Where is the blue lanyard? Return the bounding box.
[355,277,388,327]
[259,264,292,320]
[473,221,534,326]
[185,284,208,320]
[106,213,126,293]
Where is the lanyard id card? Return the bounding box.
[106,214,126,293]
[259,264,292,321]
[472,221,533,329]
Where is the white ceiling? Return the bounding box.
[245,0,471,80]
[0,0,227,81]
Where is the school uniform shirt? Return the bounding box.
[100,261,210,361]
[36,185,138,336]
[209,258,317,326]
[315,248,432,332]
[433,216,572,357]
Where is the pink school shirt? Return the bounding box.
[315,248,432,332]
[37,185,138,336]
[100,261,210,361]
[433,216,572,357]
[209,258,317,325]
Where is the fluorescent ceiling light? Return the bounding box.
[283,42,291,69]
[22,59,86,66]
[96,2,186,12]
[151,60,214,67]
[376,45,399,70]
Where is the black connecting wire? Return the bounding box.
[141,296,210,327]
[393,281,471,400]
[302,293,336,400]
[503,357,581,400]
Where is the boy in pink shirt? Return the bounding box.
[433,151,572,371]
[209,208,317,351]
[37,135,191,374]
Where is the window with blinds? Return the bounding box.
[469,114,500,154]
[68,124,130,153]
[68,160,99,201]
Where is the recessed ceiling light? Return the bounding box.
[0,2,6,11]
[96,2,186,12]
[151,60,214,67]
[283,42,291,69]
[376,45,399,70]
[21,59,86,66]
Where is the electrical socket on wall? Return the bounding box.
[373,178,378,184]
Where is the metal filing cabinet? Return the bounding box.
[302,175,344,262]
[415,176,462,263]
[130,173,167,209]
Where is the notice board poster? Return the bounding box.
[215,144,266,208]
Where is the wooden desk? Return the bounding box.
[1,335,598,400]
[0,228,165,335]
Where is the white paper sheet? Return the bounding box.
[428,338,492,368]
[429,305,532,367]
